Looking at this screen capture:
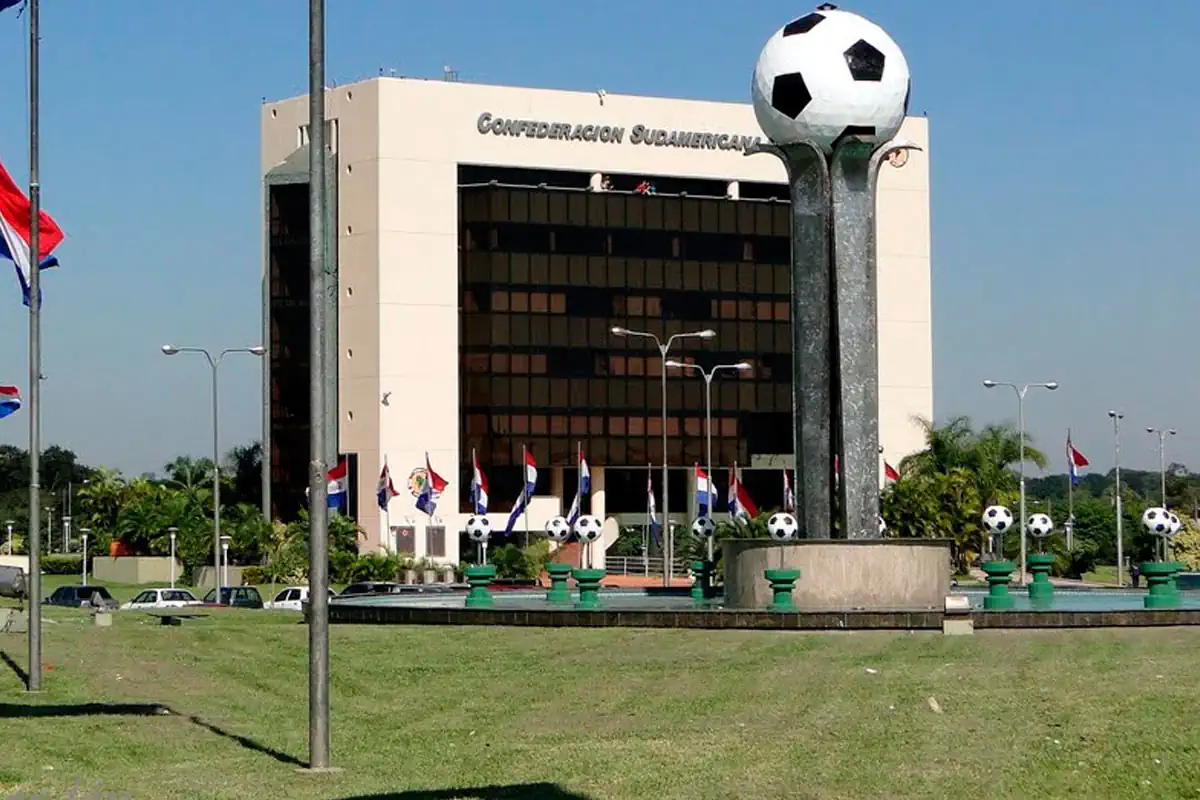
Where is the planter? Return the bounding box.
[1027,553,1055,607]
[464,565,497,608]
[545,563,573,606]
[441,568,456,584]
[981,560,1016,610]
[402,569,417,585]
[1142,561,1183,609]
[422,569,438,585]
[763,568,801,612]
[572,568,606,610]
[690,560,714,604]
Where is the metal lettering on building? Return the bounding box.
[476,112,761,152]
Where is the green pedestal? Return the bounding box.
[546,562,573,605]
[572,568,606,610]
[982,560,1016,610]
[1142,561,1183,609]
[1027,553,1055,604]
[764,568,801,612]
[464,564,497,608]
[690,560,714,603]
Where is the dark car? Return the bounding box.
[201,586,264,609]
[45,585,118,610]
[339,582,401,597]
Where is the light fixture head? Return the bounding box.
[610,327,628,336]
[734,362,752,370]
[1146,427,1155,434]
[249,346,266,356]
[697,329,716,339]
[1108,410,1122,419]
[664,360,686,369]
[161,344,179,355]
[982,380,996,388]
[1168,429,1178,435]
[1045,382,1059,391]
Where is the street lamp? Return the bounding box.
[1146,426,1177,561]
[61,514,70,553]
[665,359,751,563]
[161,344,266,596]
[3,520,11,555]
[1108,411,1125,587]
[983,379,1058,584]
[80,528,90,584]
[168,527,178,589]
[611,326,715,586]
[220,535,232,591]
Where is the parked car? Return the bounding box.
[339,582,402,597]
[44,585,119,610]
[120,588,201,610]
[265,586,335,610]
[201,586,264,609]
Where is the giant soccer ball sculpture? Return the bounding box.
[465,515,491,544]
[544,516,571,542]
[1026,513,1054,539]
[982,505,1014,534]
[767,512,799,541]
[1142,507,1171,536]
[877,515,887,535]
[1168,513,1182,538]
[691,516,717,539]
[752,6,910,152]
[573,515,603,543]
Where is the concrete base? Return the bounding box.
[942,618,974,636]
[92,611,113,628]
[723,538,951,611]
[0,607,26,633]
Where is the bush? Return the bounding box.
[491,540,550,580]
[241,566,267,585]
[42,555,82,575]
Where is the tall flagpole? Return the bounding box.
[521,444,530,550]
[643,461,650,576]
[1066,430,1074,540]
[26,0,43,693]
[383,455,391,553]
[576,441,584,569]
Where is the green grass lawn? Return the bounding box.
[0,608,1198,799]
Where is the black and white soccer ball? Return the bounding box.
[1026,513,1054,538]
[544,516,571,542]
[877,515,887,535]
[465,515,491,543]
[981,505,1013,534]
[1142,507,1170,535]
[1168,512,1182,538]
[691,516,717,539]
[767,512,799,541]
[574,514,603,543]
[752,6,910,152]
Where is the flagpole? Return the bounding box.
[575,441,584,569]
[644,462,650,577]
[25,0,43,693]
[1066,431,1074,550]
[521,444,530,551]
[383,455,391,553]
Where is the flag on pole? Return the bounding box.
[376,461,398,511]
[1067,432,1089,485]
[647,466,662,548]
[470,452,489,514]
[504,450,538,534]
[783,469,795,512]
[415,453,448,516]
[695,464,717,517]
[884,462,900,483]
[566,451,591,525]
[0,385,20,419]
[326,460,348,510]
[728,464,759,521]
[0,158,64,306]
[0,2,23,13]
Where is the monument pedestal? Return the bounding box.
[690,560,714,603]
[982,560,1016,610]
[545,563,572,606]
[764,569,801,611]
[572,569,606,610]
[1027,553,1055,608]
[1142,561,1182,609]
[464,565,497,609]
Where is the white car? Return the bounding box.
[120,588,201,610]
[265,586,335,611]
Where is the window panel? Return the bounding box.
[606,195,625,227]
[645,197,664,230]
[550,379,569,406]
[587,193,607,227]
[510,189,529,223]
[530,191,549,223]
[511,253,530,284]
[588,256,606,286]
[548,193,568,225]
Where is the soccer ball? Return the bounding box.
[1027,513,1054,538]
[1168,513,1182,538]
[981,505,1013,534]
[751,6,910,152]
[691,516,717,539]
[878,515,887,535]
[465,515,491,543]
[574,514,603,543]
[767,512,799,541]
[544,516,571,542]
[1142,507,1170,535]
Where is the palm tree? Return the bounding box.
[902,416,1046,506]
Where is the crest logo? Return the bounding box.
[407,468,429,498]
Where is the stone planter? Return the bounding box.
[402,569,418,585]
[690,560,714,603]
[1026,553,1055,607]
[572,568,606,610]
[464,564,497,608]
[545,563,573,606]
[1142,561,1183,609]
[981,560,1015,610]
[422,569,438,585]
[763,568,801,612]
[441,567,456,584]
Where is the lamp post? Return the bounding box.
[43,507,51,553]
[1108,411,1125,586]
[1147,426,1177,561]
[161,344,266,596]
[220,535,231,591]
[983,380,1058,585]
[168,527,178,589]
[3,520,11,555]
[665,359,751,562]
[61,514,70,553]
[611,326,716,586]
[80,528,89,584]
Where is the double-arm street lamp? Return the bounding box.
[1147,426,1177,560]
[1108,411,1125,586]
[161,344,266,595]
[611,326,715,586]
[666,360,751,562]
[983,379,1058,584]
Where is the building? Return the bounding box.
[260,76,932,565]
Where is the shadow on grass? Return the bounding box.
[0,649,29,688]
[0,701,305,768]
[337,785,592,800]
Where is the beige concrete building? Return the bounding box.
[260,76,932,565]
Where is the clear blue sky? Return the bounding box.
[0,0,1195,476]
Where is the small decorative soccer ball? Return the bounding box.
[691,516,717,539]
[877,515,887,535]
[543,516,571,542]
[767,512,799,541]
[1026,513,1054,538]
[1142,507,1170,535]
[751,6,911,152]
[1168,513,1182,538]
[465,515,491,543]
[574,514,603,543]
[981,505,1013,534]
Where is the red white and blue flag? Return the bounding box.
[504,450,538,534]
[1067,431,1089,485]
[326,459,348,510]
[783,469,795,512]
[0,385,20,419]
[470,451,489,514]
[0,159,64,306]
[885,462,900,483]
[647,465,661,547]
[415,453,448,517]
[695,464,717,517]
[566,451,591,525]
[728,464,759,521]
[376,461,399,512]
